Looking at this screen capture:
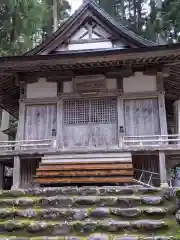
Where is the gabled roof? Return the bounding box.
[27,0,157,56]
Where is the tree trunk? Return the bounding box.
[120,0,125,24]
[53,0,58,32]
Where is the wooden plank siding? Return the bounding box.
[21,158,40,188]
[124,98,160,137]
[24,104,57,141]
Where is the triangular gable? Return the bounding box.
[27,0,157,56]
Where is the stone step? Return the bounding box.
[0,196,165,208]
[0,186,164,198]
[0,219,169,235]
[0,235,174,240]
[0,207,168,221]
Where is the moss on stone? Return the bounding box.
[88,207,93,214]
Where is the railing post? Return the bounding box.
[119,126,124,149]
[52,129,57,150]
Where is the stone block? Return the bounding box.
[89,208,110,218]
[111,208,141,218]
[73,221,98,233]
[141,196,163,205]
[98,187,134,196]
[74,197,96,206]
[99,220,130,232]
[117,197,141,208]
[132,220,168,230]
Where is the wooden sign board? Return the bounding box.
[74,75,106,93]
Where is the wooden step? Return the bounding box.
[38,163,132,171]
[35,161,134,185]
[35,177,134,184]
[36,169,134,177]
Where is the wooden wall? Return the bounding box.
[24,104,57,140]
[21,158,40,188]
[124,98,160,136]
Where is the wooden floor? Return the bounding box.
[35,161,134,185]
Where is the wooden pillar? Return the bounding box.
[57,99,64,150]
[173,100,180,135]
[158,92,168,135]
[12,156,21,190]
[156,73,168,136]
[0,163,4,190]
[18,102,26,140]
[117,94,125,148]
[159,151,168,188]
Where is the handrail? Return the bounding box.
[124,139,180,143]
[0,139,54,152]
[122,134,180,147]
[134,168,160,188]
[0,139,52,144]
[135,168,160,175]
[124,134,180,138]
[134,168,173,188]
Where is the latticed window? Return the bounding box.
[63,97,117,125]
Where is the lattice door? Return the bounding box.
[63,97,117,149]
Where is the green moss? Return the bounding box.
[88,208,93,214]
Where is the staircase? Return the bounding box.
[35,152,134,185]
[0,186,177,239]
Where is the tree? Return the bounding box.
[0,0,46,55]
[42,0,71,38]
[162,0,180,43]
[0,0,71,56]
[96,0,149,37]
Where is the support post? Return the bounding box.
[158,92,168,136]
[0,163,4,190]
[12,156,21,190]
[18,102,26,140]
[57,99,64,150]
[117,94,125,148]
[157,73,167,137]
[159,151,168,188]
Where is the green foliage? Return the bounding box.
[0,0,46,55]
[42,0,70,38]
[95,0,180,43]
[0,0,71,56]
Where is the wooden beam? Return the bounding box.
[156,72,164,91]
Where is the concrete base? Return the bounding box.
[160,182,169,188]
